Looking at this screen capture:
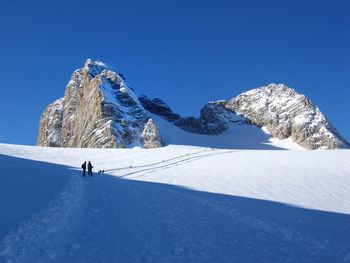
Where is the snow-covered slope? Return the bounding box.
[150,113,303,150]
[0,142,349,262]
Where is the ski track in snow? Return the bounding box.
[105,149,207,173]
[118,149,235,179]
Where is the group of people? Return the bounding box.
[81,161,93,177]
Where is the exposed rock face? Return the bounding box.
[139,95,181,122]
[174,103,250,134]
[222,84,349,149]
[139,96,249,135]
[175,116,201,133]
[197,102,250,135]
[38,59,161,148]
[140,119,162,148]
[37,98,64,147]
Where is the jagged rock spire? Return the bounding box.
[37,59,161,148]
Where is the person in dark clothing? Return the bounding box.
[81,161,87,177]
[88,161,93,176]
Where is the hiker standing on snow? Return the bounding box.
[81,161,87,177]
[88,161,94,176]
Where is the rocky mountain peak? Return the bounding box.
[84,59,111,77]
[38,59,161,148]
[223,83,349,149]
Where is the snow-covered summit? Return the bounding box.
[84,58,112,77]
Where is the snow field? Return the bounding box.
[0,119,349,262]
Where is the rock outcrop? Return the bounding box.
[38,59,162,148]
[140,119,163,148]
[139,96,249,135]
[175,103,250,134]
[196,102,250,135]
[139,95,181,122]
[37,98,64,147]
[222,84,349,149]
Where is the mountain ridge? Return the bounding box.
[37,59,349,150]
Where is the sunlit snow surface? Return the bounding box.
[0,118,349,262]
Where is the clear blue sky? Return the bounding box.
[0,0,349,145]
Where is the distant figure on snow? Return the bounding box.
[88,161,94,176]
[81,161,87,177]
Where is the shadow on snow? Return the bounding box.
[0,154,349,263]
